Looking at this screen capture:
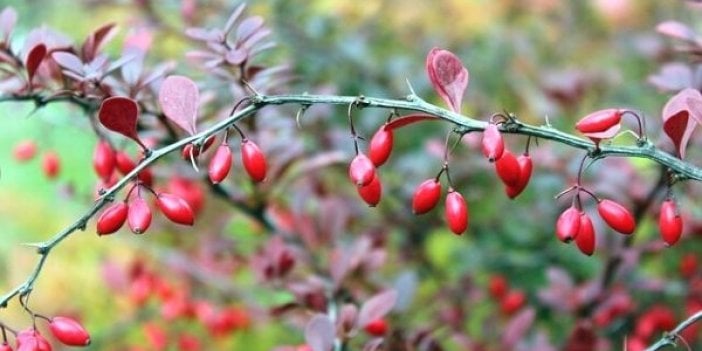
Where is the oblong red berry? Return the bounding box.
[575,109,621,134]
[16,328,51,351]
[659,199,683,246]
[364,319,388,336]
[505,153,533,199]
[128,197,152,234]
[500,290,525,316]
[357,175,382,207]
[556,206,580,243]
[115,151,153,186]
[368,125,393,167]
[488,275,508,299]
[348,153,375,186]
[13,140,37,162]
[97,202,128,235]
[93,141,116,180]
[482,123,504,162]
[597,199,636,234]
[49,316,91,346]
[0,342,11,351]
[241,140,267,182]
[445,191,469,235]
[412,179,442,214]
[495,149,521,187]
[208,144,233,184]
[156,193,195,226]
[42,151,60,179]
[576,212,596,256]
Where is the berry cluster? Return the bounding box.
[1,315,90,351]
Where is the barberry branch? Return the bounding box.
[2,92,702,338]
[645,310,702,350]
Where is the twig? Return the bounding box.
[645,311,702,350]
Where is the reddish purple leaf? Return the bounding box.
[426,47,469,112]
[25,43,46,86]
[159,75,200,135]
[362,339,384,351]
[657,21,697,42]
[98,96,142,145]
[51,52,84,74]
[356,290,397,328]
[304,314,335,351]
[662,88,702,158]
[0,7,17,42]
[648,63,693,92]
[384,114,438,130]
[563,321,597,351]
[501,307,535,348]
[82,23,118,61]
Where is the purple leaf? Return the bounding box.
[662,88,702,158]
[648,63,693,92]
[25,43,46,86]
[158,75,200,135]
[236,16,264,42]
[0,7,17,42]
[356,290,397,328]
[426,48,469,112]
[224,3,247,35]
[51,52,83,74]
[82,23,118,61]
[657,21,697,42]
[563,321,597,351]
[501,307,535,348]
[304,314,335,351]
[185,27,223,42]
[105,54,137,77]
[225,48,248,65]
[98,96,142,145]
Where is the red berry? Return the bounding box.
[495,149,521,187]
[348,153,375,186]
[166,177,205,215]
[115,151,153,186]
[93,141,116,180]
[357,175,382,207]
[42,151,60,179]
[659,199,683,246]
[208,144,233,184]
[97,202,128,235]
[680,253,697,278]
[241,139,267,182]
[364,319,388,336]
[0,342,11,351]
[412,179,442,214]
[575,212,596,256]
[625,337,646,351]
[556,206,580,243]
[368,125,393,167]
[181,135,216,160]
[481,123,504,162]
[49,316,91,346]
[488,275,508,299]
[505,153,533,199]
[177,333,201,351]
[445,190,469,235]
[156,193,195,225]
[575,109,621,134]
[13,140,37,162]
[597,199,636,234]
[16,329,51,351]
[128,197,152,234]
[500,290,525,316]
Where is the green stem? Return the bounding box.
[1,92,701,311]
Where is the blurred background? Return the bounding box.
[1,0,702,350]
